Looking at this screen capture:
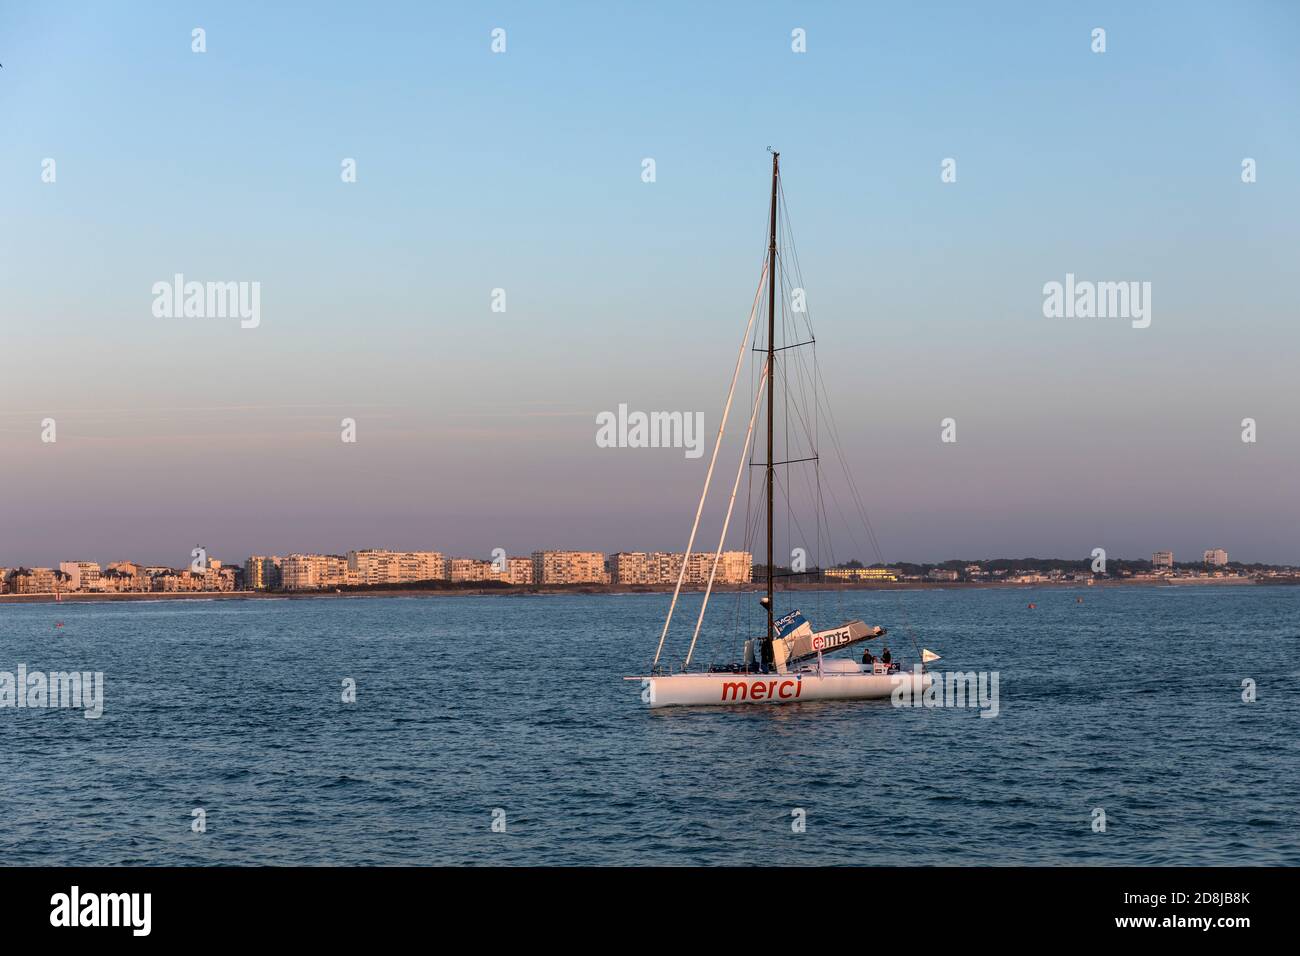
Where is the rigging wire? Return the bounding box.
[777,177,924,663]
[701,164,923,669]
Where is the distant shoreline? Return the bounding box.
[1,575,1294,606]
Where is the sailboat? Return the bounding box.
[629,152,936,709]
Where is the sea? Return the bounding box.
[1,586,1296,865]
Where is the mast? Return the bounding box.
[763,151,779,668]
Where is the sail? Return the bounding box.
[774,612,884,666]
[774,609,813,641]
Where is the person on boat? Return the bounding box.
[880,646,892,665]
[861,648,875,666]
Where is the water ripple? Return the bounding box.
[1,587,1297,865]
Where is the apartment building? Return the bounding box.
[1152,550,1174,569]
[1203,548,1229,566]
[447,558,496,583]
[704,551,753,585]
[282,554,348,590]
[97,568,135,592]
[398,551,445,582]
[447,555,534,585]
[105,561,150,592]
[505,556,533,585]
[608,552,651,584]
[608,551,752,585]
[245,555,283,590]
[204,565,237,591]
[153,570,184,592]
[346,549,445,585]
[154,569,207,592]
[58,561,102,591]
[347,549,400,584]
[7,567,61,593]
[532,550,609,585]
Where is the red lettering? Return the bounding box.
[796,678,803,698]
[778,680,794,699]
[751,680,766,700]
[720,681,748,701]
[768,680,777,698]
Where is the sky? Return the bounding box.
[1,1,1298,567]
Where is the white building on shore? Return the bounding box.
[58,561,102,591]
[282,554,348,590]
[608,551,752,586]
[532,551,609,585]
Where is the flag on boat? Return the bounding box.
[922,649,941,663]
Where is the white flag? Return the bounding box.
[922,648,941,663]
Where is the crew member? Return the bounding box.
[880,646,892,665]
[861,647,875,666]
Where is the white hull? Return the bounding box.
[642,670,932,709]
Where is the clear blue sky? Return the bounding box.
[2,1,1298,566]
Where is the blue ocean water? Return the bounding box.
[0,586,1296,865]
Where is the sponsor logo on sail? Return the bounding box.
[773,609,808,637]
[811,627,852,651]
